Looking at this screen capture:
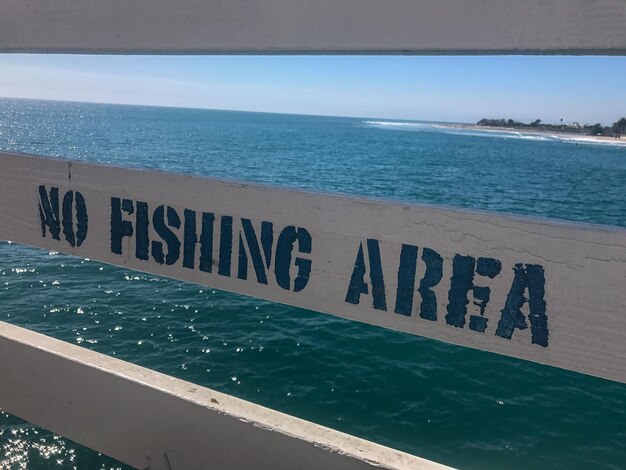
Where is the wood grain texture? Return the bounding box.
[1,152,625,383]
[0,321,449,470]
[0,0,625,54]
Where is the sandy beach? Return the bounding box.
[440,123,626,147]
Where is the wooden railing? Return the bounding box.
[1,0,625,54]
[0,321,448,470]
[2,152,626,384]
[1,1,625,469]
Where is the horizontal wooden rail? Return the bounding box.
[0,0,625,55]
[0,321,447,469]
[1,152,625,383]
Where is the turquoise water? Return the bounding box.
[1,98,625,469]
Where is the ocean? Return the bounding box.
[1,98,625,469]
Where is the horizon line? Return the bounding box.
[1,95,622,127]
[0,95,472,126]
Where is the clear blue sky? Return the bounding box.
[1,54,624,124]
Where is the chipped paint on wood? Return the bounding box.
[0,321,450,470]
[0,0,625,55]
[1,152,626,383]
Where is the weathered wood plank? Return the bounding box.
[0,0,625,55]
[1,151,625,383]
[0,321,448,470]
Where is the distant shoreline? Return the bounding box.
[439,123,626,147]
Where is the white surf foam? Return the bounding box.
[363,120,626,148]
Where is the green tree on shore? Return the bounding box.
[613,117,626,138]
[589,123,604,136]
[477,116,626,138]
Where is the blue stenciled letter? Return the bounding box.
[446,255,501,331]
[394,245,443,319]
[345,239,387,311]
[61,190,88,247]
[38,186,61,241]
[394,244,418,316]
[238,219,273,284]
[274,226,311,292]
[135,201,150,260]
[110,197,134,255]
[151,205,181,265]
[496,264,548,347]
[418,248,444,321]
[199,212,215,273]
[39,186,88,247]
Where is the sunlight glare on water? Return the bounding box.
[1,98,625,469]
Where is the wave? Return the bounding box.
[364,120,433,129]
[363,120,626,148]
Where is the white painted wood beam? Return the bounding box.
[0,321,448,469]
[0,0,625,55]
[1,152,625,383]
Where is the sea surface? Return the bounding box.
[1,98,625,469]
